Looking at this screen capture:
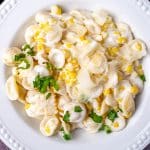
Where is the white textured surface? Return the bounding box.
[0,0,150,150]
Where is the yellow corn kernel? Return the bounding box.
[79,36,86,41]
[63,49,71,59]
[117,37,127,44]
[118,85,125,92]
[44,126,51,134]
[116,98,122,103]
[108,47,119,56]
[25,103,31,109]
[65,42,73,48]
[113,122,119,128]
[125,65,133,73]
[51,5,62,15]
[113,31,120,36]
[135,42,142,51]
[83,39,90,44]
[36,43,44,51]
[131,85,139,95]
[103,88,112,96]
[68,17,74,25]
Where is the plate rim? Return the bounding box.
[0,0,150,150]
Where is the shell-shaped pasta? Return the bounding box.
[92,10,112,26]
[34,65,49,76]
[70,10,92,24]
[105,113,126,132]
[21,71,37,90]
[48,48,65,68]
[105,71,118,88]
[117,22,133,41]
[84,19,101,34]
[40,116,60,136]
[129,71,143,91]
[120,94,135,117]
[5,76,19,100]
[45,25,63,46]
[84,51,108,74]
[25,25,39,44]
[63,102,87,123]
[17,85,27,104]
[77,40,100,60]
[35,11,51,23]
[100,100,109,115]
[114,80,132,100]
[82,117,102,133]
[76,68,103,101]
[58,95,71,110]
[2,47,22,66]
[119,39,147,61]
[34,50,47,65]
[68,23,87,36]
[64,32,78,44]
[104,95,117,107]
[103,29,120,48]
[25,103,45,118]
[26,91,57,116]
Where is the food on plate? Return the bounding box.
[3,5,147,140]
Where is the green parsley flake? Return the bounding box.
[14,53,26,61]
[89,111,102,123]
[22,44,35,56]
[63,111,70,123]
[46,93,51,100]
[18,59,30,69]
[60,127,71,141]
[63,133,72,140]
[139,74,146,82]
[99,124,112,134]
[74,106,83,112]
[33,75,59,93]
[107,109,118,122]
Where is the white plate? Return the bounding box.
[0,0,150,150]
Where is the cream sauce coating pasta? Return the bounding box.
[3,5,147,140]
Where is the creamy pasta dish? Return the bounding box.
[3,5,147,140]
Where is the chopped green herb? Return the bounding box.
[99,124,112,134]
[60,127,71,140]
[63,133,72,140]
[63,111,70,123]
[18,59,30,69]
[89,111,102,123]
[33,75,59,93]
[22,44,35,56]
[139,74,146,82]
[46,93,51,100]
[107,109,118,122]
[45,62,55,70]
[14,53,26,61]
[74,106,83,112]
[118,108,123,112]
